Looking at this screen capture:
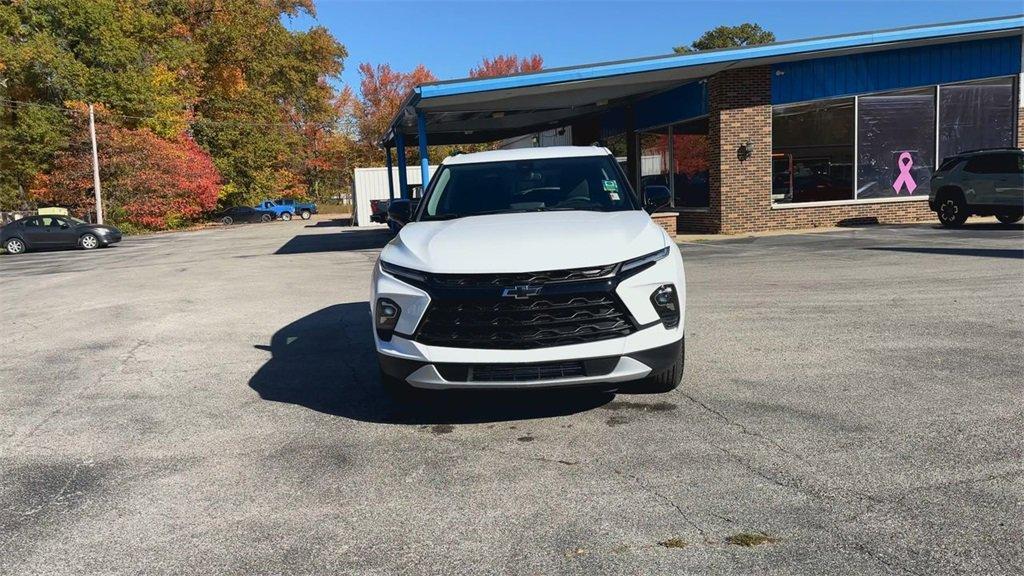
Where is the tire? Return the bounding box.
[300,210,311,220]
[260,214,272,223]
[628,339,685,393]
[280,212,292,221]
[995,211,1023,225]
[221,216,233,225]
[80,233,100,250]
[936,190,969,228]
[4,237,26,255]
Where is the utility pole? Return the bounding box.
[88,103,103,224]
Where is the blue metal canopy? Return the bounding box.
[383,14,1022,149]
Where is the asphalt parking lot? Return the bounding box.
[2,217,1022,575]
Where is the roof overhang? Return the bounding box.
[381,15,1024,147]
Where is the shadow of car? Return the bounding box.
[247,303,614,424]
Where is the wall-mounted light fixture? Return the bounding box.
[737,140,755,161]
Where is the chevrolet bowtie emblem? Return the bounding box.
[501,285,542,299]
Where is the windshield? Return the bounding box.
[65,216,86,224]
[419,155,638,221]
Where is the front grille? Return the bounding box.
[471,361,586,382]
[415,291,636,350]
[430,264,616,289]
[435,357,618,382]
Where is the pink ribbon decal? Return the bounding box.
[891,152,917,194]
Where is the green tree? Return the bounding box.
[0,0,349,213]
[673,23,776,54]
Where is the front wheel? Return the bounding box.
[221,216,233,225]
[260,214,272,223]
[280,212,292,221]
[4,237,26,255]
[936,194,968,228]
[995,211,1023,225]
[300,210,311,220]
[80,233,100,250]
[628,339,685,393]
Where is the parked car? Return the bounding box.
[256,199,316,221]
[371,146,684,394]
[217,206,274,225]
[2,215,122,254]
[273,198,318,220]
[930,148,1023,227]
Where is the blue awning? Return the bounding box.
[382,15,1023,147]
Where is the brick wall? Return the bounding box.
[1019,111,1023,149]
[650,212,677,236]
[682,64,938,235]
[708,66,773,234]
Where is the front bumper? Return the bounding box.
[379,337,683,389]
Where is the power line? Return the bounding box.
[0,97,336,129]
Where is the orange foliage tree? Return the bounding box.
[469,54,544,78]
[31,106,220,230]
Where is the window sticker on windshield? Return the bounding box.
[602,179,619,192]
[608,192,620,201]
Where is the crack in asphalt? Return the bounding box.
[679,391,809,464]
[7,339,149,453]
[843,468,1024,523]
[610,467,715,544]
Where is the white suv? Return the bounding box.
[369,146,685,393]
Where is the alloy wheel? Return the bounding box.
[939,200,958,222]
[81,234,99,249]
[5,238,25,254]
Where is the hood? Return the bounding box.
[79,224,120,234]
[380,210,668,273]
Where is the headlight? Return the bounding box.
[379,260,427,284]
[620,246,670,274]
[375,298,401,341]
[650,284,680,328]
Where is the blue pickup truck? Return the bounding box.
[256,199,318,221]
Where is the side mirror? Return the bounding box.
[61,224,69,229]
[643,185,671,214]
[387,200,411,230]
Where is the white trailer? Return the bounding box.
[352,165,437,227]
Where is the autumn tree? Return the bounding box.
[469,54,543,78]
[1,0,349,213]
[673,23,775,53]
[31,105,220,231]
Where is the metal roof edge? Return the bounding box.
[416,15,1024,99]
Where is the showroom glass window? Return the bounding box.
[639,128,670,198]
[857,87,936,199]
[670,118,710,208]
[638,120,710,209]
[771,98,855,204]
[938,76,1016,163]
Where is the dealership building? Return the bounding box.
[381,16,1024,234]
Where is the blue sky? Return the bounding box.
[285,1,1022,94]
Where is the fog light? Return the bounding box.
[650,284,679,328]
[375,298,401,341]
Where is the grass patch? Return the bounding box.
[657,537,687,549]
[725,532,777,547]
[317,202,352,214]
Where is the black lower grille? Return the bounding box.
[434,356,619,382]
[471,361,586,382]
[416,292,636,349]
